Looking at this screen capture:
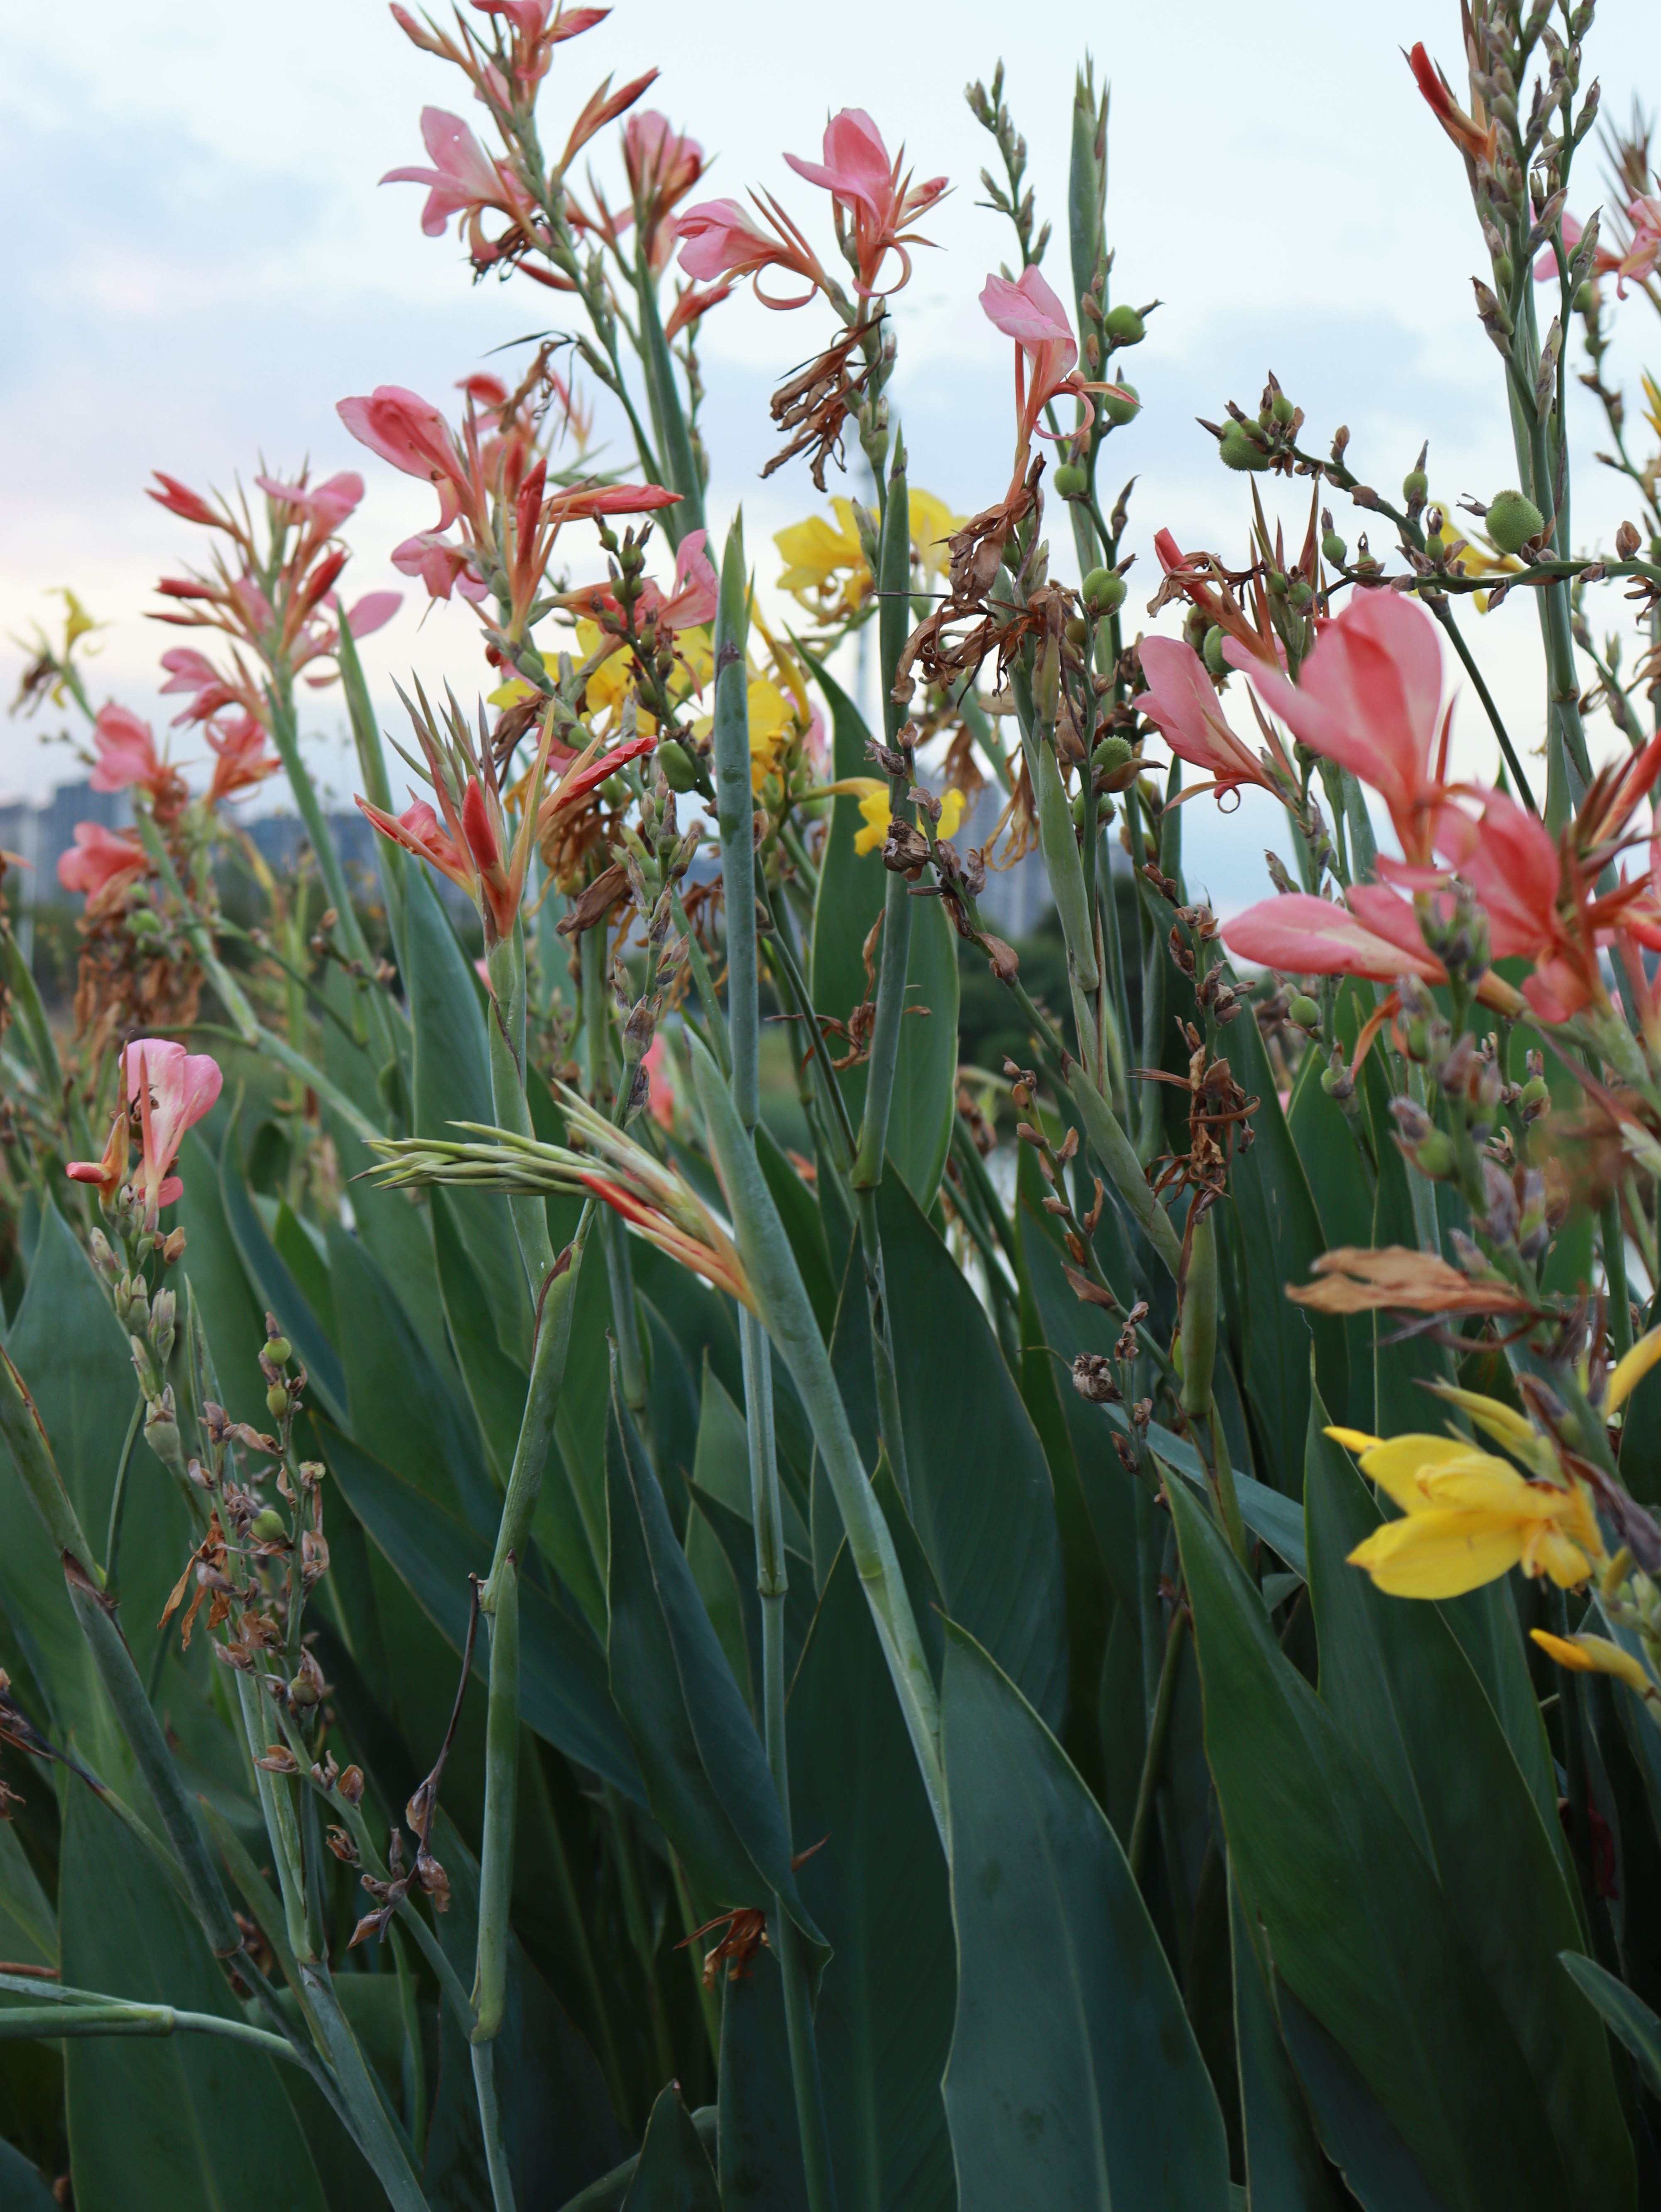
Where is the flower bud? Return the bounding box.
[1102,382,1140,426]
[1517,1074,1551,1121]
[1412,1129,1458,1179]
[1082,567,1125,617]
[598,774,630,807]
[89,1229,120,1284]
[1219,421,1271,472]
[1402,467,1429,505]
[1102,303,1144,347]
[1485,488,1545,554]
[145,1390,181,1467]
[1201,625,1229,680]
[162,1227,187,1265]
[150,1288,176,1366]
[1052,461,1089,499]
[1288,992,1322,1031]
[1616,520,1642,561]
[289,1668,321,1708]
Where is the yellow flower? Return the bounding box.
[1328,1426,1605,1600]
[573,619,657,735]
[1607,1321,1661,1417]
[56,589,100,652]
[775,501,869,622]
[1642,371,1661,448]
[746,679,796,788]
[908,489,964,584]
[488,675,538,710]
[853,784,966,857]
[1530,1628,1655,1700]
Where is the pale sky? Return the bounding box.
[5,0,1661,912]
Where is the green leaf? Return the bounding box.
[431,1187,529,1487]
[622,2086,721,2212]
[59,1786,327,2212]
[755,1126,837,1341]
[888,895,959,1212]
[717,1948,807,2212]
[328,1222,496,1537]
[318,1419,642,1801]
[693,1359,810,1559]
[0,2139,56,2211]
[219,1106,348,1424]
[405,867,532,1366]
[1276,1984,1454,2212]
[1230,1873,1350,2212]
[789,1539,955,2212]
[1171,1476,1609,2212]
[687,1480,814,1705]
[171,1132,271,1427]
[605,1388,813,1923]
[1218,998,1347,1473]
[273,1199,336,1335]
[1559,1952,1661,2101]
[0,1820,54,1970]
[939,1620,1230,2210]
[876,1174,1068,1725]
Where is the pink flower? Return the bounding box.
[392,531,489,604]
[783,107,946,295]
[147,473,221,529]
[206,712,280,806]
[57,822,146,900]
[254,470,365,533]
[1223,886,1449,988]
[1229,589,1451,868]
[89,703,164,795]
[382,107,533,262]
[676,197,828,309]
[125,1038,223,1220]
[1616,196,1661,296]
[644,528,718,631]
[337,386,470,531]
[338,590,402,639]
[642,1031,675,1131]
[622,111,706,270]
[158,647,241,722]
[358,796,473,895]
[1133,637,1285,801]
[980,265,1129,491]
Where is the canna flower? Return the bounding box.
[159,646,248,723]
[89,703,189,823]
[1230,588,1451,872]
[337,386,473,531]
[640,527,718,632]
[852,780,965,856]
[392,530,490,604]
[776,500,870,620]
[1329,1424,1602,1600]
[621,110,706,272]
[57,822,147,901]
[1222,882,1525,1015]
[360,797,471,891]
[73,1038,223,1223]
[205,712,281,806]
[1404,41,1496,167]
[382,107,536,266]
[148,472,232,533]
[782,107,947,297]
[1530,1630,1657,1704]
[253,470,365,535]
[1133,636,1289,803]
[908,488,964,585]
[980,265,1128,498]
[676,197,830,309]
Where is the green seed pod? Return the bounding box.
[1102,303,1144,346]
[266,1382,291,1421]
[250,1508,288,1544]
[1321,529,1347,566]
[1202,625,1229,680]
[1411,1129,1458,1180]
[1082,567,1126,617]
[1288,992,1322,1030]
[1180,1205,1219,1421]
[1071,788,1096,830]
[1485,488,1545,554]
[1287,576,1313,610]
[1091,733,1134,776]
[1102,382,1141,426]
[657,739,698,793]
[263,1335,291,1367]
[1219,421,1271,472]
[1064,615,1088,649]
[1267,568,1289,597]
[1270,389,1296,425]
[1573,280,1595,314]
[1052,461,1089,498]
[1402,467,1429,504]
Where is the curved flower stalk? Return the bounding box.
[365,1089,753,1308]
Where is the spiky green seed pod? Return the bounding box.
[1485,488,1545,554]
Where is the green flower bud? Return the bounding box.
[1064,614,1088,649]
[1267,568,1289,597]
[1321,529,1347,566]
[1403,467,1429,504]
[1102,303,1144,347]
[1485,488,1545,554]
[1071,788,1097,830]
[1202,625,1228,680]
[657,739,698,793]
[250,1508,288,1544]
[1102,382,1141,426]
[1219,421,1271,472]
[288,1669,322,1708]
[1082,567,1126,617]
[1288,992,1322,1030]
[1051,461,1089,498]
[1517,1074,1551,1117]
[1270,389,1296,426]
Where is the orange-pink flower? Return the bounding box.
[382,106,537,267]
[1230,589,1452,872]
[57,822,147,901]
[1133,636,1288,803]
[1222,882,1523,1016]
[89,705,189,824]
[980,266,1129,497]
[676,196,829,309]
[337,386,473,532]
[68,1039,223,1221]
[782,107,946,297]
[205,713,281,806]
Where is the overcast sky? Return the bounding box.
[5,0,1661,912]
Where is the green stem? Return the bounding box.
[472,2041,517,2212]
[235,1667,313,1966]
[389,1923,428,2154]
[485,922,556,1296]
[472,1561,519,2045]
[1430,599,1539,815]
[103,1396,143,1591]
[1604,1196,1633,1359]
[0,2001,303,2059]
[713,516,759,1127]
[1128,1605,1188,1884]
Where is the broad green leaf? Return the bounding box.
[1276,1984,1453,2212]
[219,1107,348,1424]
[877,1173,1068,1726]
[605,1390,814,1923]
[432,1186,529,1486]
[556,2114,721,2212]
[1171,1477,1602,2212]
[422,1810,629,2207]
[328,1221,496,1538]
[1559,1952,1661,2102]
[59,1786,328,2212]
[0,2140,55,2210]
[622,2086,721,2212]
[0,1820,54,1969]
[693,1360,809,1559]
[687,1480,815,1713]
[939,1621,1230,2210]
[405,867,532,1366]
[787,1539,955,2212]
[1217,1000,1347,1478]
[1305,1406,1601,2203]
[1230,1873,1349,2212]
[171,1132,270,1427]
[716,1949,807,2212]
[319,1419,642,1801]
[887,893,959,1212]
[755,1125,837,1342]
[273,1198,335,1334]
